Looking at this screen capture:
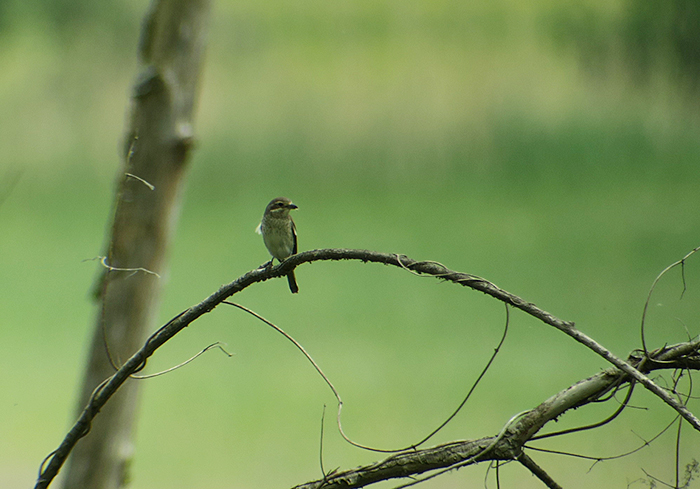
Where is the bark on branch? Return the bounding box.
[291,337,699,489]
[36,248,700,488]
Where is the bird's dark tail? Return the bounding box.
[287,270,299,294]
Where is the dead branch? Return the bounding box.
[290,338,700,489]
[35,248,700,489]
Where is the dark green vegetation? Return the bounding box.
[1,1,699,488]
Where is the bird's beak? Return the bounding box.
[287,203,298,209]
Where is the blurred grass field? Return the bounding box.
[2,0,700,488]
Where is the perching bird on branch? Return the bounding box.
[256,197,299,293]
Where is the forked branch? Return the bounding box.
[291,336,699,489]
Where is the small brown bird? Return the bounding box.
[256,197,299,293]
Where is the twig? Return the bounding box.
[131,342,232,379]
[640,246,700,355]
[226,300,510,453]
[517,452,563,489]
[125,172,155,190]
[93,255,161,278]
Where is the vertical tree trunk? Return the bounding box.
[62,1,211,488]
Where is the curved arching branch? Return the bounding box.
[35,248,700,488]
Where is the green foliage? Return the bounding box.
[623,0,700,90]
[543,0,700,94]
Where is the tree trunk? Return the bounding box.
[61,1,211,488]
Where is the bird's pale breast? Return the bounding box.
[262,217,295,261]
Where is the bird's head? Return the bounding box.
[265,197,298,217]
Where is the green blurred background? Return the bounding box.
[2,0,699,487]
